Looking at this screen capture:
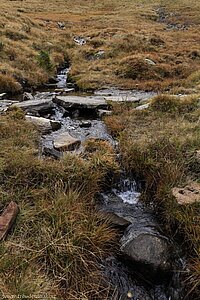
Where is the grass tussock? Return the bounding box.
[0,109,118,299]
[0,74,22,94]
[150,94,200,113]
[105,94,200,297]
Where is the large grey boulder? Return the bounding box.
[25,116,61,134]
[53,95,108,110]
[99,192,171,276]
[53,132,81,151]
[120,224,170,273]
[12,98,54,115]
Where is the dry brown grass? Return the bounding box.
[0,109,118,299]
[0,0,200,92]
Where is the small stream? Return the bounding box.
[99,177,186,300]
[52,69,187,299]
[0,67,187,299]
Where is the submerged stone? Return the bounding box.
[99,189,172,277]
[100,210,132,227]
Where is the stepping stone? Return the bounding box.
[12,98,54,115]
[53,132,81,151]
[53,95,108,110]
[25,115,61,134]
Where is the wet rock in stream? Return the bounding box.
[25,115,61,134]
[53,132,81,151]
[98,109,112,118]
[79,121,92,128]
[23,92,34,101]
[99,192,172,277]
[53,95,109,111]
[12,98,55,116]
[121,225,171,275]
[42,116,116,154]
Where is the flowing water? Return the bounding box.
[56,68,70,89]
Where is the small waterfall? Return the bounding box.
[112,177,140,204]
[56,68,69,89]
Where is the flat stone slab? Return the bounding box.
[53,95,108,110]
[25,116,61,134]
[172,182,200,205]
[53,132,81,151]
[0,201,19,241]
[95,88,156,103]
[12,98,54,115]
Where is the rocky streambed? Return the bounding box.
[0,69,187,299]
